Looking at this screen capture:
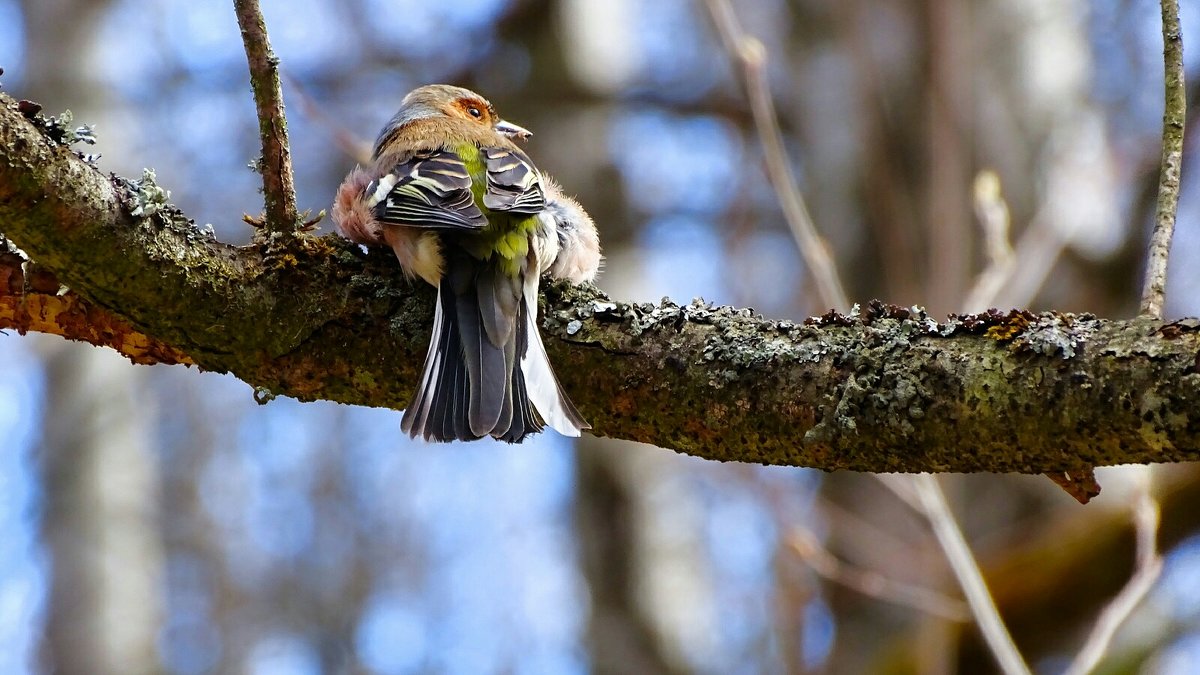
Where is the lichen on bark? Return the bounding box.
[4,91,1200,473]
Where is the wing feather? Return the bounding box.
[482,147,546,214]
[371,151,487,230]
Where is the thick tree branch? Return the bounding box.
[233,0,300,232]
[3,93,1200,472]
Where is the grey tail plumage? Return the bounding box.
[401,251,588,443]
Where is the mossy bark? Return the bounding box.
[4,92,1200,473]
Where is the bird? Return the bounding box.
[331,84,601,443]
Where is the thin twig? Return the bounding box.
[1140,0,1186,318]
[788,528,970,622]
[1062,469,1163,675]
[962,171,1015,313]
[703,0,849,312]
[233,0,299,232]
[877,474,1033,674]
[703,3,1024,668]
[282,72,372,165]
[880,469,1034,671]
[876,474,1032,673]
[910,474,1033,675]
[875,474,922,511]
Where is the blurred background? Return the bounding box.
[3,0,1200,672]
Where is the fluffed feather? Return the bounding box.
[538,177,602,283]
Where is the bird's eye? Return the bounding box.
[468,107,483,119]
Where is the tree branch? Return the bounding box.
[911,474,1031,675]
[1140,0,1186,318]
[4,93,1200,472]
[233,0,300,232]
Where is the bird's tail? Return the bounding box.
[518,272,588,438]
[401,253,588,442]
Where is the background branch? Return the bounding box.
[703,0,850,311]
[1062,468,1162,675]
[912,474,1032,675]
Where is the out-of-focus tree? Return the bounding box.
[19,1,164,673]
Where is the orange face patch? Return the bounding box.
[452,97,497,125]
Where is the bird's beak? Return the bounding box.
[496,119,532,141]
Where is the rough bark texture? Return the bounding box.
[3,92,1200,473]
[1,252,194,365]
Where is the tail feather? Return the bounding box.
[455,280,508,437]
[445,345,471,441]
[495,332,517,436]
[400,289,446,439]
[402,285,476,442]
[520,278,589,437]
[483,266,520,436]
[438,253,499,437]
[431,315,467,441]
[401,250,588,443]
[499,312,544,443]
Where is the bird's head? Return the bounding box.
[394,84,531,141]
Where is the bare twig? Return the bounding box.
[233,0,299,232]
[909,474,1033,675]
[282,72,371,165]
[1140,0,1186,318]
[1062,469,1163,675]
[703,0,849,312]
[875,474,922,511]
[788,528,970,622]
[962,171,1015,313]
[876,475,1033,674]
[703,4,1025,668]
[875,477,1037,673]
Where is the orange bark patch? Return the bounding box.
[0,259,194,366]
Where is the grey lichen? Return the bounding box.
[1016,314,1098,359]
[130,168,171,217]
[33,109,97,147]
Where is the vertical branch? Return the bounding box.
[233,0,300,232]
[909,475,1033,675]
[703,0,850,312]
[1140,0,1186,318]
[878,475,1033,675]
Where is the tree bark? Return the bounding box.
[3,92,1200,473]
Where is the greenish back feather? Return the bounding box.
[452,141,539,276]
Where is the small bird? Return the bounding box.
[332,84,601,442]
